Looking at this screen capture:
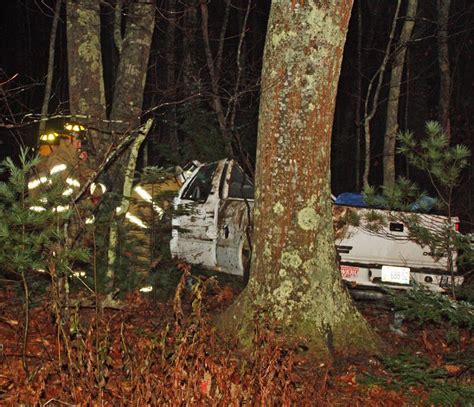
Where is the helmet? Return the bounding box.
[38,131,60,156]
[38,122,87,157]
[64,121,86,136]
[39,131,60,145]
[64,121,88,147]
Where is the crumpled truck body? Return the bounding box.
[170,159,463,293]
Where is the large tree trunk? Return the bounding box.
[107,0,155,187]
[218,0,378,357]
[437,0,451,140]
[109,0,155,134]
[383,0,418,190]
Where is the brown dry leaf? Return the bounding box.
[444,364,462,374]
[336,372,357,385]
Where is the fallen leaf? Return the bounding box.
[336,373,357,385]
[445,364,462,374]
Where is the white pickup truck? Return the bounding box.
[170,159,463,294]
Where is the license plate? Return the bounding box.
[340,265,359,278]
[381,266,410,284]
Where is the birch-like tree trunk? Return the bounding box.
[383,0,418,190]
[218,0,378,357]
[437,0,451,141]
[107,119,153,284]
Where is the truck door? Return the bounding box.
[216,161,254,278]
[170,161,222,268]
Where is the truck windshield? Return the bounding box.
[181,163,217,202]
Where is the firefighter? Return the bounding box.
[28,122,106,216]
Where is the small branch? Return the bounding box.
[0,73,19,86]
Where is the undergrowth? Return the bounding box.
[2,269,323,405]
[390,288,474,331]
[362,352,474,406]
[361,289,474,406]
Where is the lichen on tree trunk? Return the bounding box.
[218,0,379,357]
[66,0,107,166]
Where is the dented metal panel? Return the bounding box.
[170,160,226,269]
[216,199,253,276]
[170,158,462,293]
[333,206,456,271]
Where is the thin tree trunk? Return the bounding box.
[182,0,198,93]
[404,50,411,178]
[362,0,402,188]
[355,0,362,191]
[166,0,178,157]
[383,0,418,190]
[21,271,30,375]
[437,0,451,141]
[107,119,153,283]
[228,0,252,172]
[200,0,234,156]
[39,0,62,136]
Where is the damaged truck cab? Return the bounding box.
[170,159,253,281]
[170,159,463,293]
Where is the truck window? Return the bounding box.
[181,163,217,202]
[228,164,254,200]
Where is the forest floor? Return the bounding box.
[0,273,473,406]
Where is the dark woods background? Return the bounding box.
[0,0,473,227]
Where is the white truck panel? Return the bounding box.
[170,159,462,293]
